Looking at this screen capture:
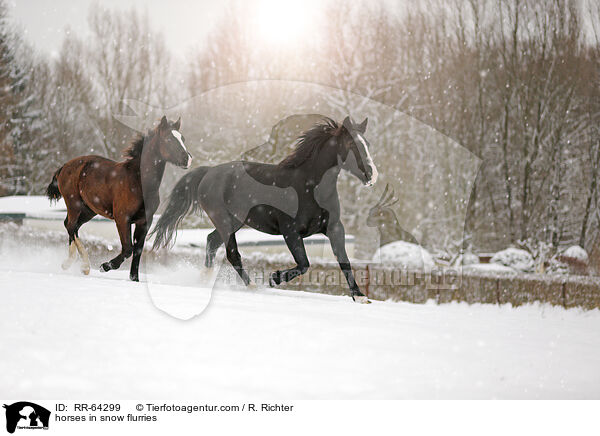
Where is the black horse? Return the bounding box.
[152,116,378,303]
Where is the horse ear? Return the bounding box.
[358,117,368,133]
[159,115,168,130]
[172,117,181,131]
[342,116,352,131]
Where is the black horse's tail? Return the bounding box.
[46,166,63,203]
[151,167,210,249]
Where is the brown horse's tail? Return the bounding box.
[46,166,63,203]
[151,167,209,250]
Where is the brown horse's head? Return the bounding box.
[156,115,192,169]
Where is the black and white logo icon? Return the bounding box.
[3,402,50,434]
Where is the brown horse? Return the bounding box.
[46,116,192,281]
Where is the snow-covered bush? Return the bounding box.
[373,241,435,271]
[490,248,535,273]
[453,251,479,267]
[562,246,589,263]
[552,245,590,276]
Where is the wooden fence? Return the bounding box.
[241,259,600,310]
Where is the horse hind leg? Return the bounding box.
[223,233,252,287]
[62,234,78,270]
[203,208,250,286]
[205,230,223,268]
[73,207,96,275]
[61,215,79,270]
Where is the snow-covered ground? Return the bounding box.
[0,194,67,215]
[1,238,600,399]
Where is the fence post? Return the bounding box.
[365,264,371,298]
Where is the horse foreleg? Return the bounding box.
[269,231,310,286]
[129,220,148,282]
[100,216,132,272]
[326,221,370,304]
[74,237,90,275]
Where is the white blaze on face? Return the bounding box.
[354,131,378,186]
[172,130,192,168]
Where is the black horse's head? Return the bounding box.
[156,115,192,169]
[337,116,378,186]
[278,116,378,186]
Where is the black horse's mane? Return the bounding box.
[278,118,340,168]
[122,129,156,160]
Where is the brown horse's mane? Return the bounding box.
[122,129,156,160]
[278,118,342,168]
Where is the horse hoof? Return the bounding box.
[100,262,111,272]
[269,272,280,287]
[81,266,90,275]
[247,282,257,289]
[61,261,71,270]
[352,295,371,304]
[130,274,139,282]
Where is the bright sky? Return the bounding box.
[8,0,228,58]
[9,0,599,61]
[7,0,344,59]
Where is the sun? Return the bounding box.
[256,0,315,47]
